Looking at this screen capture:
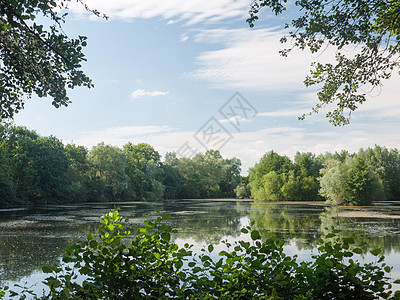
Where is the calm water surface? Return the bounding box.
[1,199,400,297]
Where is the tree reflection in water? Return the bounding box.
[2,200,400,288]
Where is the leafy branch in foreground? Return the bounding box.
[248,0,400,126]
[1,209,399,299]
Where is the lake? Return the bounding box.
[1,199,400,297]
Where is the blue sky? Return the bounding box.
[13,0,400,174]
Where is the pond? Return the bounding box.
[1,199,400,297]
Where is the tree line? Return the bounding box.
[0,125,241,208]
[2,124,399,207]
[247,147,400,205]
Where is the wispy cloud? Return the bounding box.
[130,89,169,100]
[69,120,400,174]
[68,0,250,24]
[219,115,252,125]
[72,125,174,149]
[258,108,310,118]
[180,33,189,42]
[187,27,341,92]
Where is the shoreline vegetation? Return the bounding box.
[1,124,400,208]
[1,209,399,299]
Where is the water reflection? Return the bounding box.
[249,201,322,249]
[320,206,400,255]
[1,200,400,289]
[167,199,248,244]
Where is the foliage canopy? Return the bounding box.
[248,0,400,125]
[0,0,105,120]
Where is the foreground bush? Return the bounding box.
[1,209,399,299]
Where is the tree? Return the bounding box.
[344,157,383,205]
[319,156,384,205]
[65,143,91,202]
[88,142,128,202]
[248,0,400,126]
[0,125,70,205]
[123,142,164,201]
[248,151,293,200]
[0,1,105,120]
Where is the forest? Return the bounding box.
[247,148,400,205]
[0,124,242,208]
[1,124,400,208]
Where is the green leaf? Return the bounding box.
[161,232,171,242]
[325,260,334,268]
[42,265,53,273]
[370,248,381,256]
[162,214,171,220]
[175,260,183,269]
[88,233,94,240]
[241,228,249,234]
[208,244,214,253]
[251,230,261,240]
[353,248,363,254]
[90,240,98,249]
[384,266,392,273]
[343,237,355,244]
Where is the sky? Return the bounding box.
[13,0,400,174]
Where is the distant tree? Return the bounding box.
[0,126,69,205]
[34,135,69,203]
[248,151,292,200]
[344,157,383,205]
[88,142,128,202]
[319,156,384,205]
[362,146,400,200]
[220,157,241,197]
[123,142,164,201]
[161,164,182,199]
[162,152,183,200]
[65,144,91,203]
[248,0,400,125]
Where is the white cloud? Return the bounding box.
[180,33,189,42]
[354,75,400,119]
[130,89,169,100]
[187,27,320,91]
[69,119,400,175]
[219,115,252,125]
[258,108,310,118]
[72,125,174,149]
[67,0,250,24]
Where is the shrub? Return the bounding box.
[1,209,399,299]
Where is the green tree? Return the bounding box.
[88,142,128,202]
[33,135,69,203]
[162,152,183,199]
[248,150,293,200]
[1,126,70,205]
[0,1,104,120]
[319,156,384,205]
[248,0,400,126]
[362,145,400,200]
[0,124,15,207]
[219,157,241,197]
[344,157,384,205]
[123,142,164,201]
[64,143,91,203]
